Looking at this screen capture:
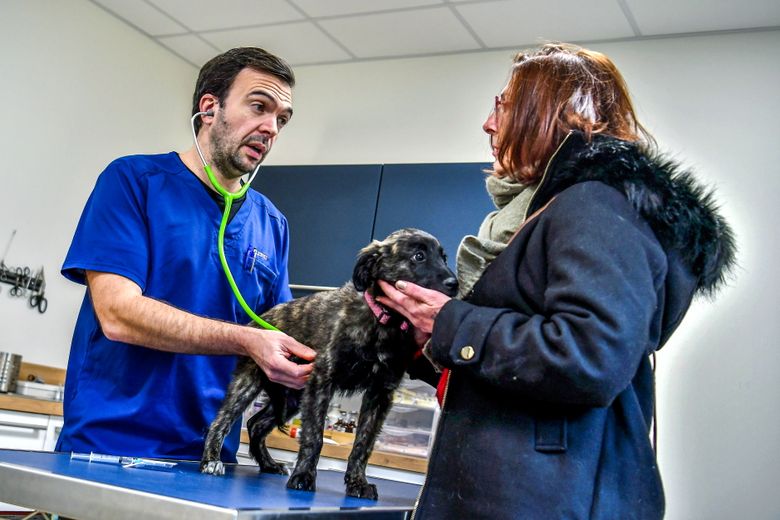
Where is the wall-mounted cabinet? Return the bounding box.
[252,162,493,290]
[373,163,494,271]
[252,164,382,291]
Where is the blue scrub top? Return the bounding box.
[57,152,292,461]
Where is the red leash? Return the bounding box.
[436,369,449,405]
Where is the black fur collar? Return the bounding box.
[530,131,737,295]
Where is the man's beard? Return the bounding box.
[209,112,262,179]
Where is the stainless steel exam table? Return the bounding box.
[0,449,421,519]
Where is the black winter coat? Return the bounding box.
[413,132,736,519]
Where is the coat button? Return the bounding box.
[460,345,475,360]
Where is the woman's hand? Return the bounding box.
[376,280,452,346]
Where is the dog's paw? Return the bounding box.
[260,460,289,475]
[286,471,317,492]
[200,460,225,476]
[346,481,378,500]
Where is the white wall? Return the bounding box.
[269,31,779,520]
[2,2,777,516]
[606,34,780,520]
[0,0,195,367]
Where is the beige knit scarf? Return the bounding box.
[455,174,537,298]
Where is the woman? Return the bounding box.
[378,43,736,519]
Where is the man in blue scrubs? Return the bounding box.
[56,48,315,462]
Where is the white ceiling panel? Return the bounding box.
[200,22,352,66]
[91,0,187,36]
[624,0,780,35]
[90,0,779,68]
[319,7,481,58]
[157,34,220,66]
[291,0,444,18]
[456,0,636,48]
[147,0,304,31]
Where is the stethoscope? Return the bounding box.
[190,110,279,332]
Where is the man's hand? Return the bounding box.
[245,329,316,389]
[86,270,316,389]
[376,280,451,346]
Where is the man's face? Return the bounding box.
[208,68,293,179]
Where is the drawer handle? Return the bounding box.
[0,420,47,430]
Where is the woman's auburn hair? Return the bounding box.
[496,42,655,183]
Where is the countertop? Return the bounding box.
[0,361,65,415]
[0,363,428,474]
[0,392,63,416]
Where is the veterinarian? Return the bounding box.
[377,43,736,519]
[56,47,315,462]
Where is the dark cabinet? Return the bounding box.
[251,165,382,289]
[251,163,493,290]
[373,163,494,271]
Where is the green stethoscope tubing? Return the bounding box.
[192,111,279,332]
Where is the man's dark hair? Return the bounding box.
[192,47,295,134]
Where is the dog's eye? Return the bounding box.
[412,251,426,262]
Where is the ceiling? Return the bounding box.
[90,0,780,68]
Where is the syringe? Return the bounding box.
[70,452,176,468]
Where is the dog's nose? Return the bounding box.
[443,277,459,293]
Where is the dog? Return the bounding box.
[200,228,458,499]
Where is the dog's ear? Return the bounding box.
[353,241,381,292]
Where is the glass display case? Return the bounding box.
[374,376,439,458]
[243,375,440,460]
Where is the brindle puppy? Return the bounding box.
[200,228,458,499]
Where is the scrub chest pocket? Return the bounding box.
[211,229,283,318]
[234,247,280,314]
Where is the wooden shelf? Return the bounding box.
[242,428,428,474]
[0,393,63,416]
[19,362,66,386]
[0,362,66,416]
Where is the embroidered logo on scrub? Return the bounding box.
[244,246,269,273]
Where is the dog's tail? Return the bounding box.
[266,385,300,431]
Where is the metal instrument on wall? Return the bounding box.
[0,230,48,314]
[0,352,22,393]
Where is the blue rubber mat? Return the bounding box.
[0,449,420,513]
